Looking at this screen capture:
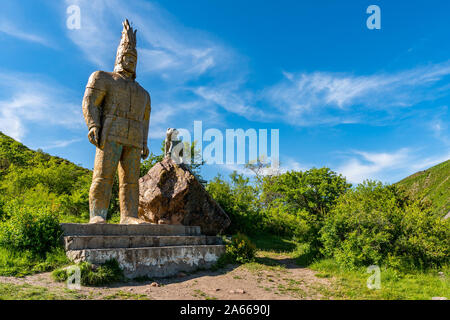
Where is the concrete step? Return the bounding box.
[61,223,201,237]
[66,245,226,278]
[63,235,223,250]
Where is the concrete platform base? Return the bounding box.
[61,223,225,278]
[67,245,225,278]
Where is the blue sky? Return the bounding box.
[0,0,449,184]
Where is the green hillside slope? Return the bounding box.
[396,159,450,217]
[0,132,90,174]
[0,131,93,222]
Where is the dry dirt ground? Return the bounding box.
[0,254,335,300]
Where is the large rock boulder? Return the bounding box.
[138,157,231,235]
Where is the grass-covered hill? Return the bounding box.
[0,131,93,222]
[0,131,90,174]
[396,159,450,218]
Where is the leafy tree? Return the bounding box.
[207,172,262,234]
[261,167,351,215]
[260,168,351,249]
[244,155,279,188]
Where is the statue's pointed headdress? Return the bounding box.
[114,19,137,77]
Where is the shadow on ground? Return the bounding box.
[93,264,240,289]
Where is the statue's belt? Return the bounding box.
[104,112,143,122]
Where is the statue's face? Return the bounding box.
[121,53,137,73]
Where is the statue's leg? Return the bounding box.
[89,140,122,223]
[118,145,148,224]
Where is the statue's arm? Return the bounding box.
[141,93,151,159]
[82,71,107,147]
[82,87,106,130]
[82,72,107,130]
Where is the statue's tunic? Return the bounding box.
[82,71,151,220]
[83,71,150,149]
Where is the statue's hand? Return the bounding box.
[88,127,100,147]
[142,144,149,160]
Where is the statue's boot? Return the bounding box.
[90,216,107,224]
[119,182,149,224]
[158,219,171,225]
[121,216,150,224]
[89,176,113,224]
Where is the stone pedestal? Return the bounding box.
[61,223,225,278]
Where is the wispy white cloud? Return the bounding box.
[63,0,233,81]
[408,153,450,172]
[264,62,450,126]
[193,82,270,122]
[336,148,450,184]
[337,149,410,184]
[39,138,83,150]
[428,106,450,146]
[63,0,450,130]
[281,156,307,173]
[192,61,450,126]
[0,72,83,141]
[215,148,450,185]
[0,20,53,48]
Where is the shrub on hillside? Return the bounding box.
[0,208,62,257]
[260,205,310,238]
[219,233,257,264]
[320,181,450,270]
[395,204,449,268]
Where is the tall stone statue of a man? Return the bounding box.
[82,20,151,224]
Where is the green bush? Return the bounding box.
[52,259,124,286]
[320,181,450,270]
[52,267,69,282]
[222,233,257,264]
[0,208,62,257]
[260,205,310,238]
[395,204,450,269]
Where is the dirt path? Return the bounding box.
[0,254,334,300]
